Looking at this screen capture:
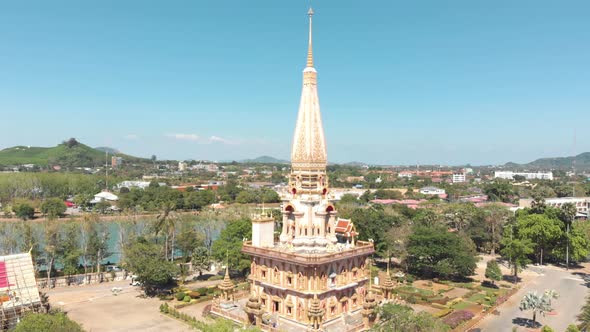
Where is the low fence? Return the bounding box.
[210,303,246,324]
[37,271,128,289]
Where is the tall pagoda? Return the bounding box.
[242,9,375,330]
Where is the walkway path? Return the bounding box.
[475,265,588,331]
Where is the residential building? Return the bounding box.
[419,186,446,196]
[111,156,123,167]
[452,172,466,183]
[90,191,119,204]
[117,181,166,190]
[494,171,553,181]
[178,161,188,171]
[398,171,413,179]
[519,197,589,218]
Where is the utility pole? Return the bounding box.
[105,149,109,191]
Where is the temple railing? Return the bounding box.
[241,241,374,265]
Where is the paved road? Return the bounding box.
[47,279,222,332]
[476,266,588,332]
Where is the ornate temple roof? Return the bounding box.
[334,218,359,237]
[218,266,234,291]
[291,8,327,170]
[244,292,262,315]
[307,293,325,318]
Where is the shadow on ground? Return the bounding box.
[512,317,541,329]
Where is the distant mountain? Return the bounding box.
[240,156,289,164]
[505,152,590,171]
[95,146,120,154]
[341,161,366,167]
[0,139,147,167]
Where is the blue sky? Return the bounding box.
[1,1,589,165]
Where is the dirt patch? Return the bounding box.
[445,287,471,299]
[413,280,451,292]
[410,303,441,315]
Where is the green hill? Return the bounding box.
[0,139,145,167]
[505,152,590,171]
[240,156,289,164]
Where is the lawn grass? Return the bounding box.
[397,286,435,297]
[449,281,475,289]
[467,293,486,303]
[452,301,473,310]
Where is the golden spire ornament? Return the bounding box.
[306,7,314,68]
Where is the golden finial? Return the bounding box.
[368,258,372,288]
[225,249,229,274]
[306,7,314,68]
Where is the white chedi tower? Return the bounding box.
[279,8,338,252]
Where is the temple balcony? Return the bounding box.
[241,240,374,267]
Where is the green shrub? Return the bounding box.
[541,326,555,332]
[183,295,191,303]
[406,275,415,283]
[407,296,417,304]
[565,324,580,332]
[175,292,186,301]
[434,308,452,318]
[195,287,209,294]
[187,291,200,299]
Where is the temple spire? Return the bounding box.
[290,8,327,173]
[306,8,314,68]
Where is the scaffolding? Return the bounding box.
[0,252,42,330]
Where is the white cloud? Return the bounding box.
[124,134,139,140]
[166,133,200,141]
[208,136,236,144]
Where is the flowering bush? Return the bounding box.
[442,310,474,329]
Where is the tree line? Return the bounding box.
[338,198,590,281]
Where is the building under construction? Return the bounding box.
[0,252,42,330]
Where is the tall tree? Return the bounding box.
[406,225,477,279]
[211,218,252,274]
[517,214,562,265]
[123,237,178,294]
[372,303,449,332]
[60,223,81,284]
[13,203,35,221]
[481,204,511,255]
[484,260,502,285]
[87,221,111,276]
[43,219,60,287]
[560,202,577,269]
[500,233,534,283]
[14,312,83,332]
[176,217,204,262]
[40,198,67,219]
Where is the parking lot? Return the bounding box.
[48,280,191,332]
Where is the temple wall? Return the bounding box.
[248,253,371,323]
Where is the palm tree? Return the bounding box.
[153,202,176,261]
[561,203,577,269]
[577,295,590,331]
[519,290,557,327]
